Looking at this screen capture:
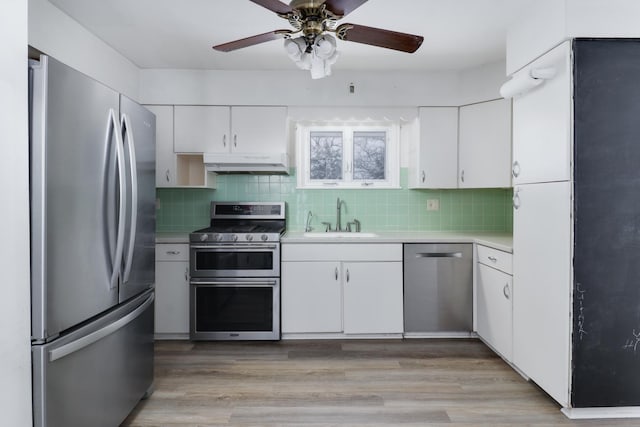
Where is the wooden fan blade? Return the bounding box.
[323,0,368,17]
[336,23,424,53]
[249,0,294,15]
[213,30,294,52]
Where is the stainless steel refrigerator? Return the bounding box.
[29,54,156,427]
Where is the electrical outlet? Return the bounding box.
[426,199,440,211]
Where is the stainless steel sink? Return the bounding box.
[303,232,378,238]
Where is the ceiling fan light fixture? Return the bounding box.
[284,34,338,79]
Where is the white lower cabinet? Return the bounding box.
[155,244,190,337]
[342,261,403,334]
[512,181,571,407]
[281,261,342,333]
[476,258,513,361]
[281,243,403,336]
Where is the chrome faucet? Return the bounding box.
[336,197,347,232]
[305,211,313,232]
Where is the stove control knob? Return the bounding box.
[215,234,223,242]
[246,234,254,242]
[232,234,239,242]
[261,234,269,242]
[200,234,209,242]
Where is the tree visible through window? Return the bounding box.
[310,131,343,180]
[353,131,386,180]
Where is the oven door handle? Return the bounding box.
[190,244,278,250]
[190,280,277,287]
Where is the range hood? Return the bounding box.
[203,152,289,174]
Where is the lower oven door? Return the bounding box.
[190,278,280,340]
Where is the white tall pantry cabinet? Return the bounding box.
[511,41,573,407]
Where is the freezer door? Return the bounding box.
[119,96,156,302]
[30,56,122,341]
[32,291,154,427]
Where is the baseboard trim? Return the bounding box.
[562,407,640,419]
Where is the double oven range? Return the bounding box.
[189,202,285,340]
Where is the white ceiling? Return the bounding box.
[48,0,532,72]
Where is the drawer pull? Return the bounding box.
[487,256,497,263]
[166,250,181,255]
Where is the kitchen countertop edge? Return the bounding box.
[282,231,513,253]
[156,232,190,244]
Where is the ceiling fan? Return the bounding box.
[212,0,424,78]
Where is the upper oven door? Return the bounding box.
[190,243,280,278]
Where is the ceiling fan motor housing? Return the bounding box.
[285,0,340,45]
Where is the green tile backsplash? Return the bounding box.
[156,168,513,233]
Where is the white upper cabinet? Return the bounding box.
[410,107,458,189]
[459,99,512,188]
[231,106,287,153]
[145,105,176,187]
[174,105,287,154]
[511,41,572,185]
[174,106,230,153]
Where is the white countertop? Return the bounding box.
[156,231,513,252]
[282,231,513,253]
[156,232,190,244]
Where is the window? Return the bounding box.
[297,124,400,189]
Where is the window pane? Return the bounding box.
[310,131,343,180]
[353,131,386,180]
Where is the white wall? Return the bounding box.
[140,62,506,107]
[507,0,640,75]
[29,0,140,99]
[0,0,33,425]
[139,68,464,107]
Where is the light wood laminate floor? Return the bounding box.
[122,339,638,426]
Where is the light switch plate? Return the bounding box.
[426,199,440,211]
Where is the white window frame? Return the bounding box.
[296,122,400,189]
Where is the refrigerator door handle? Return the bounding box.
[121,113,138,284]
[108,108,127,290]
[48,293,154,362]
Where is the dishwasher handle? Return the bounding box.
[415,252,463,258]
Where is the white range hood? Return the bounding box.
[203,152,289,174]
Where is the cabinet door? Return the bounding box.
[414,107,458,188]
[459,99,512,188]
[512,181,571,406]
[145,105,176,187]
[154,259,190,335]
[512,42,571,185]
[281,261,342,333]
[174,106,230,153]
[477,263,512,361]
[343,262,403,334]
[231,106,287,154]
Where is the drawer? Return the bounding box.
[156,244,189,262]
[477,245,512,275]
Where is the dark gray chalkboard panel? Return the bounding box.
[573,38,640,407]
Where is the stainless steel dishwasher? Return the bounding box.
[403,243,473,335]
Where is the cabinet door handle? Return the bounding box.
[334,267,338,281]
[503,283,510,300]
[165,169,170,182]
[184,267,189,282]
[512,161,521,178]
[461,169,465,183]
[223,134,227,147]
[487,256,497,263]
[166,250,180,255]
[346,269,350,283]
[421,170,426,183]
[513,189,521,210]
[234,134,237,148]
